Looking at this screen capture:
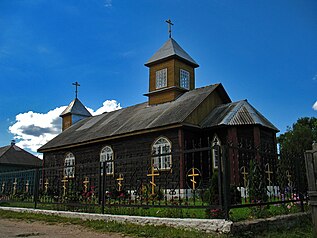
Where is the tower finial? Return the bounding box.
[72,81,80,98]
[165,19,174,38]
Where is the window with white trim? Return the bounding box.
[212,135,221,169]
[180,69,190,89]
[156,68,167,89]
[100,146,114,175]
[64,152,75,178]
[152,137,172,170]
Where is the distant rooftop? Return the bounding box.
[0,144,42,167]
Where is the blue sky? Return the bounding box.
[0,0,316,155]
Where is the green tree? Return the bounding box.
[278,117,317,195]
[278,117,317,155]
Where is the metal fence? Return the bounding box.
[0,138,308,219]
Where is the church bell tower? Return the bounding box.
[60,82,92,131]
[144,20,199,105]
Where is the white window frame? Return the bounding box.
[100,146,114,175]
[180,69,190,90]
[156,68,167,89]
[152,137,172,170]
[212,135,221,169]
[64,152,75,178]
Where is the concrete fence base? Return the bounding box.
[0,207,310,235]
[0,207,232,234]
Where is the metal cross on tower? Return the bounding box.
[166,19,174,38]
[72,81,80,98]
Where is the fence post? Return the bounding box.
[33,168,39,209]
[101,162,106,214]
[304,143,317,236]
[221,145,231,220]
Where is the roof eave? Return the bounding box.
[144,55,199,68]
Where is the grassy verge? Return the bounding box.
[0,208,314,237]
[0,209,218,238]
[1,200,308,221]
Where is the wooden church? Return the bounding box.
[38,30,278,192]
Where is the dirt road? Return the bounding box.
[0,218,133,238]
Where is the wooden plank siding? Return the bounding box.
[62,115,72,131]
[43,128,183,189]
[147,58,195,105]
[184,89,226,125]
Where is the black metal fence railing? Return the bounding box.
[0,138,308,219]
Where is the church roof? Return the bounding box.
[145,38,199,67]
[0,144,42,167]
[200,100,279,131]
[60,98,92,117]
[39,84,223,151]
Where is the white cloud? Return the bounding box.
[9,100,121,154]
[313,101,317,111]
[104,0,112,7]
[89,100,121,116]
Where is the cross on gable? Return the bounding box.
[72,81,80,98]
[166,19,174,38]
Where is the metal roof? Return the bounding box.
[60,98,92,117]
[145,38,199,67]
[0,144,42,167]
[39,85,278,152]
[200,100,279,131]
[38,84,221,151]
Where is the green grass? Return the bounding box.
[229,203,309,222]
[232,216,313,238]
[0,208,314,237]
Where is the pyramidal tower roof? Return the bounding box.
[60,98,92,117]
[145,38,199,67]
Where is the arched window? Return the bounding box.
[64,152,75,178]
[152,137,172,170]
[100,146,114,175]
[212,135,221,169]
